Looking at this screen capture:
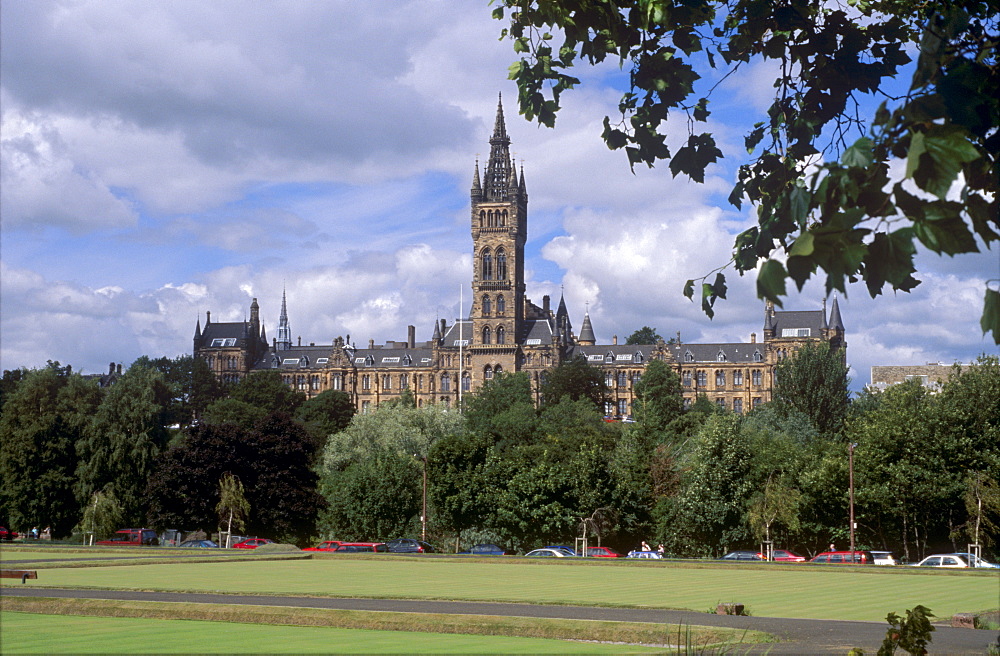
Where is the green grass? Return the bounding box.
[7,556,996,621]
[0,611,667,654]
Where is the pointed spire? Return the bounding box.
[432,317,441,341]
[484,93,513,201]
[763,301,774,331]
[276,286,292,351]
[194,318,201,340]
[261,323,267,341]
[821,297,829,330]
[471,159,482,199]
[579,310,596,345]
[508,160,518,190]
[519,163,526,195]
[829,295,845,331]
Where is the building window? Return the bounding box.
[484,365,493,380]
[482,326,491,345]
[400,374,409,389]
[496,249,507,279]
[733,370,744,386]
[715,370,726,387]
[311,375,320,391]
[481,250,493,280]
[696,370,707,387]
[361,400,370,413]
[753,397,762,409]
[417,374,423,390]
[733,398,743,414]
[618,399,628,416]
[683,371,692,387]
[362,375,371,391]
[462,372,471,391]
[617,371,627,387]
[332,374,342,390]
[605,371,614,387]
[717,351,727,362]
[499,210,507,226]
[633,371,642,384]
[496,295,505,315]
[482,295,491,316]
[753,351,763,362]
[382,374,391,390]
[497,326,505,344]
[440,373,451,392]
[604,401,615,416]
[494,364,503,376]
[752,370,762,386]
[683,397,692,410]
[716,397,726,409]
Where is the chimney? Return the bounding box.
[543,295,550,312]
[440,318,447,336]
[310,342,315,347]
[116,364,122,375]
[298,336,302,346]
[369,338,375,349]
[408,325,416,348]
[751,333,756,343]
[206,310,211,324]
[109,362,115,375]
[613,335,618,345]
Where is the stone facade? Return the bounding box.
[193,98,847,416]
[869,363,962,392]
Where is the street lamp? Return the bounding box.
[849,443,857,557]
[414,454,427,543]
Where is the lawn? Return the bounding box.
[7,555,996,621]
[0,611,666,654]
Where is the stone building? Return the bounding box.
[193,97,846,416]
[869,363,963,392]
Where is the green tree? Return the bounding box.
[79,489,123,543]
[228,370,306,415]
[0,368,27,417]
[464,371,537,446]
[0,366,101,535]
[295,389,356,451]
[625,326,662,345]
[133,355,224,427]
[217,473,250,547]
[76,364,172,526]
[631,359,683,435]
[201,398,268,430]
[494,1,999,341]
[772,342,850,436]
[539,355,608,411]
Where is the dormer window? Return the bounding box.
[685,351,695,363]
[634,352,644,363]
[402,354,412,366]
[753,350,763,362]
[365,355,375,367]
[717,350,727,362]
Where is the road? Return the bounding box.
[2,586,997,654]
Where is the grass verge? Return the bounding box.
[0,597,771,647]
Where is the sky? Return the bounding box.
[1,0,996,392]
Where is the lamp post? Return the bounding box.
[849,442,857,557]
[414,454,427,543]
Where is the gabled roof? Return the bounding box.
[769,310,826,338]
[669,342,766,364]
[441,320,473,346]
[522,319,555,345]
[569,344,655,365]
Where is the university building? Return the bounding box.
[193,98,846,416]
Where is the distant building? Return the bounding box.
[869,363,963,392]
[194,97,846,416]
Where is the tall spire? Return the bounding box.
[471,159,482,199]
[276,287,292,351]
[829,295,845,331]
[579,308,596,346]
[484,93,513,201]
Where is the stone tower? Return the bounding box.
[469,95,527,373]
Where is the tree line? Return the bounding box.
[1,349,997,560]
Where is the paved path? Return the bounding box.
[3,587,997,654]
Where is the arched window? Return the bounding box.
[696,370,707,386]
[683,371,692,387]
[494,365,503,375]
[382,374,391,390]
[496,249,507,279]
[496,295,505,315]
[715,370,726,387]
[400,374,409,389]
[752,370,762,386]
[484,365,493,380]
[482,295,491,316]
[487,210,494,226]
[496,326,505,344]
[753,350,763,362]
[462,372,471,391]
[733,370,744,386]
[605,371,614,387]
[480,210,486,227]
[499,210,507,226]
[482,326,491,344]
[481,249,493,280]
[617,371,627,387]
[440,373,451,392]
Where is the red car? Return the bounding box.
[231,538,273,549]
[0,527,18,541]
[770,549,806,562]
[585,546,622,558]
[302,540,343,552]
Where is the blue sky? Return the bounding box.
[1,0,995,391]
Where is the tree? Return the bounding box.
[494,1,999,341]
[217,473,249,547]
[228,370,306,415]
[79,489,123,543]
[294,389,355,451]
[0,366,101,536]
[202,398,268,430]
[133,355,223,427]
[625,326,662,345]
[772,342,850,436]
[539,355,608,411]
[76,364,172,526]
[631,359,684,435]
[747,475,802,553]
[464,371,537,446]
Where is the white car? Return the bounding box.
[524,548,574,557]
[870,550,897,566]
[913,554,969,568]
[949,553,1000,569]
[627,550,663,559]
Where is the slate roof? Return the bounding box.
[569,344,656,365]
[768,309,826,337]
[669,342,766,364]
[522,318,555,345]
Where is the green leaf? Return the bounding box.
[912,126,982,199]
[788,186,811,226]
[789,231,815,257]
[841,137,874,168]
[982,288,1000,345]
[712,272,727,300]
[905,131,926,179]
[683,279,695,300]
[912,200,979,255]
[756,260,787,303]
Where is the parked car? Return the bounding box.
[627,550,663,559]
[948,553,999,569]
[331,542,388,553]
[770,549,806,562]
[720,550,763,561]
[303,540,344,552]
[231,538,273,549]
[178,539,219,548]
[543,545,577,555]
[810,550,874,564]
[870,550,897,566]
[96,528,159,546]
[525,548,574,557]
[460,543,505,556]
[585,546,622,558]
[0,527,18,541]
[385,538,435,553]
[913,554,969,568]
